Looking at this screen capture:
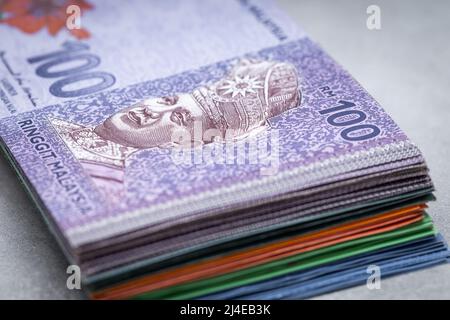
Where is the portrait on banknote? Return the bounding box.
[48,59,301,200]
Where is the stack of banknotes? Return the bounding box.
[0,0,448,299]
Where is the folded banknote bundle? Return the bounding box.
[0,0,448,299]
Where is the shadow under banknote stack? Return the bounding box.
[0,36,449,299]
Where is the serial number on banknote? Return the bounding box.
[180,303,270,317]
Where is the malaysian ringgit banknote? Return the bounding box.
[0,0,302,117]
[0,33,421,250]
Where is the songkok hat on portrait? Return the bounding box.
[191,58,301,139]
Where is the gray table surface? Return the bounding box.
[0,0,449,299]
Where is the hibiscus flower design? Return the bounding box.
[0,0,93,39]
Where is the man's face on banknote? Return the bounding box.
[94,94,210,149]
[90,59,300,151]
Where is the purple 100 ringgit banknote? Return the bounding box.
[0,35,419,248]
